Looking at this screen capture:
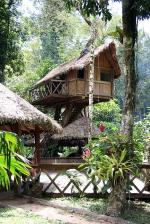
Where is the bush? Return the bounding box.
[81,132,143,193]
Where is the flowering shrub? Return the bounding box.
[82,148,91,159]
[98,123,105,132]
[80,132,143,193]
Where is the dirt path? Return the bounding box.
[0,194,133,224]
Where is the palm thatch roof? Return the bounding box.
[0,84,62,134]
[35,42,121,87]
[51,117,100,140]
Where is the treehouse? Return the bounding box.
[29,42,121,107]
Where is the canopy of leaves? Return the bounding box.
[65,0,150,19]
[64,0,112,20]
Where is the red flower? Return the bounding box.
[99,123,105,132]
[85,148,91,156]
[82,148,91,159]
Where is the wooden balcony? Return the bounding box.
[29,79,113,106]
[29,79,67,101]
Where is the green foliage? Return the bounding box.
[121,201,150,224]
[65,0,150,21]
[36,58,54,78]
[136,31,150,116]
[0,0,24,82]
[134,0,150,20]
[133,112,150,160]
[6,0,90,95]
[48,196,150,224]
[6,71,39,99]
[81,133,142,191]
[0,208,60,224]
[39,0,73,64]
[94,149,136,187]
[0,131,30,189]
[93,100,121,133]
[93,100,121,123]
[64,0,112,20]
[114,30,150,118]
[58,146,78,157]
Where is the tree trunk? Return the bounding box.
[87,21,97,140]
[77,11,98,141]
[88,27,95,141]
[121,0,137,139]
[107,181,126,217]
[107,0,138,216]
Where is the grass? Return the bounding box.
[0,207,63,224]
[48,196,150,223]
[121,201,150,224]
[48,196,108,214]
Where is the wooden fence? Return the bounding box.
[27,161,150,199]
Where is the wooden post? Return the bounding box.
[34,126,41,164]
[14,123,22,196]
[54,106,61,121]
[62,104,73,127]
[88,23,95,141]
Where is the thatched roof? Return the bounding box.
[51,117,100,140]
[0,84,62,134]
[35,42,121,87]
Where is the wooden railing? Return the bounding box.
[28,162,150,199]
[29,78,113,103]
[29,79,68,102]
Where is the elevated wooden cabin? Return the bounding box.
[29,42,121,107]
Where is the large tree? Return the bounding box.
[64,0,150,216]
[0,0,24,83]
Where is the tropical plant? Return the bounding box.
[0,131,30,190]
[81,132,142,215]
[97,150,133,181]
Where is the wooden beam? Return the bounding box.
[34,126,41,164]
[62,105,73,127]
[13,123,22,196]
[54,106,62,121]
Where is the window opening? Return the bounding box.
[100,72,111,82]
[77,69,84,79]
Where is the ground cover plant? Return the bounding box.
[48,196,150,224]
[0,207,63,224]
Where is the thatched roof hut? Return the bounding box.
[0,84,62,134]
[51,117,99,140]
[35,42,121,87]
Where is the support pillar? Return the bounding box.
[14,123,22,196]
[34,126,41,164]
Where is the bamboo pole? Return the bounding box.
[88,21,96,141]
